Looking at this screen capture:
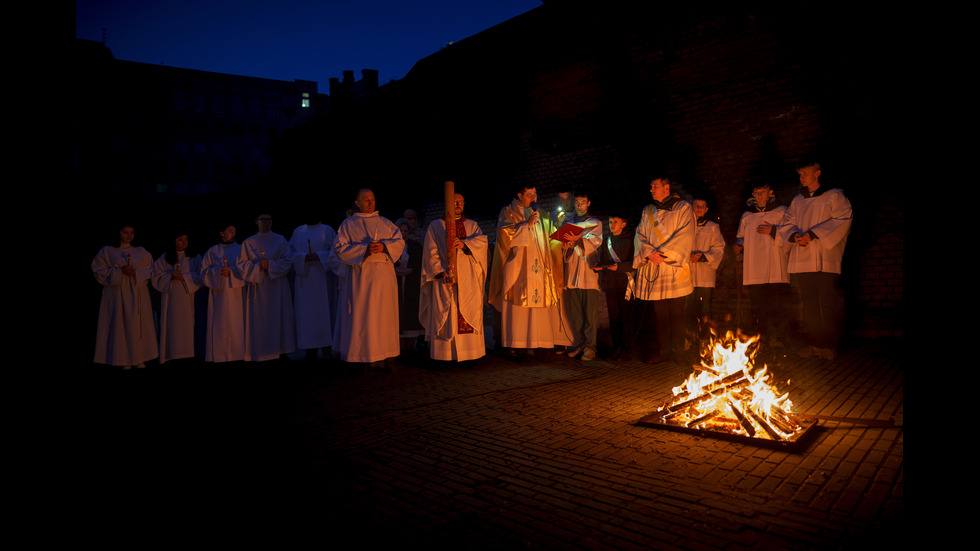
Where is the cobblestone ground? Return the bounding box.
[80,337,902,549]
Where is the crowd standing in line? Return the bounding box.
[92,161,852,371]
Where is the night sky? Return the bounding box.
[76,0,542,86]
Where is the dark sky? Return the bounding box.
[76,0,542,87]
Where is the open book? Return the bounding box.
[550,222,599,243]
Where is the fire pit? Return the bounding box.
[636,331,818,450]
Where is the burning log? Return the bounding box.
[748,408,784,440]
[686,411,719,428]
[638,330,819,448]
[727,399,756,437]
[661,376,750,413]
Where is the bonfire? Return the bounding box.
[643,331,812,444]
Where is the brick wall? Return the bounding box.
[272,3,901,339]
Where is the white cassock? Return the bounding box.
[488,199,565,349]
[201,242,246,362]
[779,188,853,275]
[151,251,203,363]
[419,217,489,361]
[289,223,337,350]
[691,220,726,288]
[92,245,158,366]
[631,198,696,300]
[736,205,789,285]
[237,231,296,361]
[334,212,405,363]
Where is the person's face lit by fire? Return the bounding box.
[650,179,671,202]
[356,189,376,214]
[175,234,189,252]
[797,166,821,192]
[454,194,465,217]
[574,196,591,217]
[751,186,773,207]
[608,217,627,236]
[692,200,708,219]
[517,187,537,208]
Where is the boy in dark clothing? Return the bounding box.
[593,214,635,361]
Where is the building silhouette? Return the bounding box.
[74,38,378,198]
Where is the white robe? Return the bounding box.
[334,212,405,363]
[289,223,337,350]
[779,188,853,275]
[691,220,726,288]
[92,245,158,366]
[488,200,566,349]
[562,215,603,291]
[736,206,789,285]
[419,218,488,361]
[632,198,696,300]
[202,242,246,362]
[237,231,296,361]
[151,251,203,363]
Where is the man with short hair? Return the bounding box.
[779,160,852,360]
[734,183,790,348]
[237,213,296,361]
[334,189,405,367]
[558,191,603,361]
[488,185,564,358]
[420,192,489,364]
[632,176,696,365]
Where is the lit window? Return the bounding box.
[301,98,310,108]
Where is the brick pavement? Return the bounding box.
[80,337,902,549]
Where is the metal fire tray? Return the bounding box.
[635,408,820,452]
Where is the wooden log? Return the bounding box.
[748,409,784,440]
[726,399,756,438]
[664,376,749,413]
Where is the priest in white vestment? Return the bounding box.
[151,233,203,364]
[92,225,158,368]
[237,214,296,361]
[419,193,488,363]
[202,225,246,362]
[334,189,405,365]
[488,185,565,357]
[289,219,338,359]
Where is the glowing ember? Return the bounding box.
[652,331,805,442]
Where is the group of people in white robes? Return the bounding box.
[92,162,852,370]
[486,164,851,364]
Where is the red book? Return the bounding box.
[550,222,599,243]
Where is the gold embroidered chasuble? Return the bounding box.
[489,199,564,310]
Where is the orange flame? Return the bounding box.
[657,331,801,440]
